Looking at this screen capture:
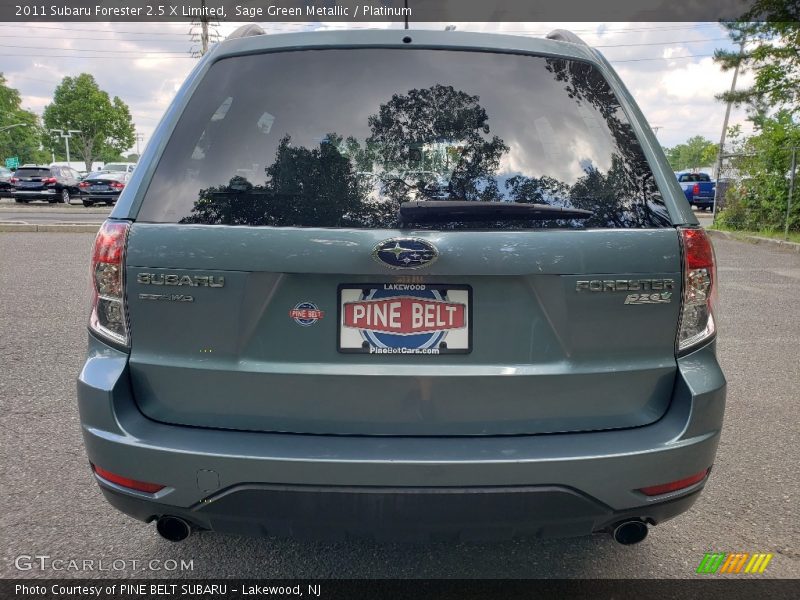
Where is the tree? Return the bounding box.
[717,112,800,232]
[663,136,718,171]
[42,74,135,170]
[366,84,508,203]
[714,4,800,116]
[0,73,48,164]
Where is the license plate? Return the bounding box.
[90,185,109,192]
[338,283,471,354]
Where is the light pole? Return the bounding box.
[0,123,28,133]
[49,129,82,169]
[135,133,144,156]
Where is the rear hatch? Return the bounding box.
[125,47,682,436]
[13,167,51,191]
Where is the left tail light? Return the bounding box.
[89,220,130,347]
[692,183,700,196]
[79,181,90,189]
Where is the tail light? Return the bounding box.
[9,177,17,184]
[42,177,57,185]
[677,228,717,353]
[89,220,130,346]
[692,183,700,196]
[79,181,90,189]
[110,181,125,190]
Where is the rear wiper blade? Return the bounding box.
[398,200,593,223]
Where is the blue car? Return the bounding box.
[677,171,717,210]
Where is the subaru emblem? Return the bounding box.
[372,238,438,269]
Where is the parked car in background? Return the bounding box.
[0,166,13,195]
[676,172,716,210]
[98,162,136,176]
[79,171,129,206]
[11,165,83,203]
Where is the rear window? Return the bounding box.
[679,173,711,183]
[15,168,51,178]
[139,49,670,229]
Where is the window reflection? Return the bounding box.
[139,49,669,229]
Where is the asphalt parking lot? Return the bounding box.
[0,231,798,579]
[0,197,110,224]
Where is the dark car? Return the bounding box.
[79,172,128,206]
[11,165,82,204]
[0,166,13,195]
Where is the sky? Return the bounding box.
[0,21,755,154]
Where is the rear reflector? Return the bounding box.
[92,464,164,494]
[677,227,717,353]
[638,469,709,496]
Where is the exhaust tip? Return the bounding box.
[612,520,649,545]
[156,516,191,542]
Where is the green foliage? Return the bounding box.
[663,136,718,171]
[42,74,135,172]
[716,111,800,232]
[715,5,800,115]
[0,73,49,164]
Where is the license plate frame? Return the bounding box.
[337,283,472,355]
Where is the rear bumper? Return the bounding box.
[86,193,121,201]
[99,481,702,541]
[12,189,56,199]
[78,336,726,539]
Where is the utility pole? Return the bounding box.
[135,133,144,156]
[651,126,662,138]
[712,40,745,226]
[200,0,209,55]
[786,147,797,240]
[189,1,219,58]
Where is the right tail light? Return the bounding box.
[89,220,130,347]
[677,227,717,354]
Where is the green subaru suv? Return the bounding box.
[78,28,724,545]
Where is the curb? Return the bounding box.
[0,222,100,233]
[707,229,800,253]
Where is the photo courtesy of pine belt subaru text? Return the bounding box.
[77,27,725,545]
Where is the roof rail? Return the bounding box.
[226,24,266,40]
[546,29,588,46]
